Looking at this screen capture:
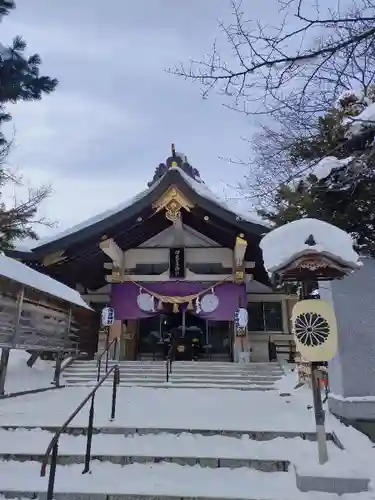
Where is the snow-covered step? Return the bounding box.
[63,373,278,384]
[73,361,284,371]
[0,460,319,500]
[63,380,276,390]
[63,360,283,389]
[72,358,281,372]
[66,365,284,374]
[0,428,304,471]
[66,369,283,379]
[0,425,332,442]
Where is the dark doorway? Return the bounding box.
[137,312,231,361]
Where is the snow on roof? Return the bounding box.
[33,167,267,248]
[0,253,91,309]
[311,156,353,181]
[171,167,267,227]
[347,102,375,136]
[260,218,361,274]
[33,176,165,248]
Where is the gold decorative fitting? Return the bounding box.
[153,186,194,222]
[42,250,66,267]
[235,270,245,282]
[293,257,329,271]
[112,266,122,279]
[165,200,181,222]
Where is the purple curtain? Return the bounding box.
[111,281,246,321]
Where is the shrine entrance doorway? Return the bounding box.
[137,312,232,361]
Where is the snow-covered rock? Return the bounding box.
[260,218,361,274]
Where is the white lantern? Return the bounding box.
[101,306,115,326]
[235,307,248,329]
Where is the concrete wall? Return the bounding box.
[323,259,375,398]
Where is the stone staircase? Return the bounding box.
[62,360,285,390]
[0,423,353,500]
[0,359,371,499]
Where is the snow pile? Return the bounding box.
[0,348,54,394]
[347,102,375,136]
[311,156,353,181]
[275,369,300,394]
[0,254,91,309]
[260,218,361,273]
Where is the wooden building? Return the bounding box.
[9,150,297,362]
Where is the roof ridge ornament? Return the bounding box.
[305,234,316,246]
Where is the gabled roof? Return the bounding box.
[18,167,268,256]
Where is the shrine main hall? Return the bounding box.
[10,150,297,362]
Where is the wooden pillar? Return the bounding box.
[122,320,137,360]
[109,320,122,359]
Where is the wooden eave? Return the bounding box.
[20,169,268,254]
[6,169,270,289]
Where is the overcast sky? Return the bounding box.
[2,0,275,240]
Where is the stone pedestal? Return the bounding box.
[233,336,251,363]
[319,260,375,423]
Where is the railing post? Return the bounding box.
[166,357,169,382]
[12,285,25,347]
[105,327,110,372]
[82,393,95,474]
[97,359,101,382]
[0,347,10,396]
[53,352,63,387]
[46,440,59,500]
[110,366,119,421]
[112,337,118,360]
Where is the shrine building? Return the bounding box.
[9,148,297,362]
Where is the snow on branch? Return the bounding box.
[310,156,354,181]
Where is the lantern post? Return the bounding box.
[265,234,361,465]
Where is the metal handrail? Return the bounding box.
[40,364,120,500]
[165,343,174,382]
[97,336,118,381]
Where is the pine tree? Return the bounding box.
[259,88,375,257]
[0,0,58,249]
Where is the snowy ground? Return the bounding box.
[0,349,55,394]
[0,368,374,499]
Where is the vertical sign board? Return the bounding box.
[169,247,185,278]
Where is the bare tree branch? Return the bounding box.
[170,0,375,115]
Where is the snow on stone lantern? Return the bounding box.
[260,218,361,465]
